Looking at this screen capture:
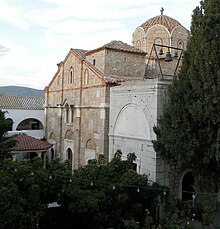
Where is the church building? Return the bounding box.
[44,9,189,194]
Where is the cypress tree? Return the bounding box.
[153,0,220,196]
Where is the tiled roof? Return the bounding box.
[71,48,87,60]
[11,134,52,152]
[86,40,147,55]
[0,95,44,110]
[140,15,185,33]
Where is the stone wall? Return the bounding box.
[105,50,146,79]
[45,51,111,167]
[86,50,106,73]
[132,27,146,51]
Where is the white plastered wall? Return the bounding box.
[109,80,158,181]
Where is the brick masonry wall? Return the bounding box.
[45,51,110,166]
[105,50,146,79]
[86,50,106,73]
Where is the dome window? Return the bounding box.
[136,40,141,50]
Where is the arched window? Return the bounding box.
[6,118,13,131]
[177,39,184,50]
[67,148,73,168]
[51,148,55,160]
[136,40,141,50]
[69,67,74,84]
[154,37,163,55]
[16,118,43,130]
[176,39,184,57]
[85,139,96,164]
[84,69,89,85]
[65,104,69,123]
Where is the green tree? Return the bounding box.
[0,159,48,228]
[0,158,72,229]
[50,152,164,229]
[0,110,16,162]
[153,0,220,209]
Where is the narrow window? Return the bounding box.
[84,69,89,85]
[93,59,96,66]
[65,104,69,123]
[69,67,74,84]
[177,40,184,50]
[154,38,163,55]
[136,40,141,49]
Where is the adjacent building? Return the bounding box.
[0,93,45,139]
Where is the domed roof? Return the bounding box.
[140,14,184,33]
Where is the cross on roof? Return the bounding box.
[160,7,164,15]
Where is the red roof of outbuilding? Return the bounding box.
[11,134,53,152]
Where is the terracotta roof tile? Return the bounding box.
[140,15,186,33]
[86,40,147,55]
[70,48,88,60]
[0,95,44,110]
[11,134,52,152]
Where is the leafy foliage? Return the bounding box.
[57,151,163,228]
[0,151,165,228]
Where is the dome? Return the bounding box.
[140,14,184,33]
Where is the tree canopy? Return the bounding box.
[0,152,165,229]
[153,0,220,174]
[0,110,16,162]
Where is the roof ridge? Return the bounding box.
[86,40,147,56]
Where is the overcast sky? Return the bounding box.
[0,0,201,90]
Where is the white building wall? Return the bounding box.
[2,108,44,139]
[109,79,169,183]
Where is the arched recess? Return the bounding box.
[85,139,96,164]
[114,104,150,140]
[154,37,163,54]
[84,69,89,85]
[65,130,74,140]
[65,103,69,123]
[16,118,43,130]
[49,132,55,139]
[180,170,195,202]
[51,148,55,160]
[66,148,73,168]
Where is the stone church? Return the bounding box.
[45,9,189,197]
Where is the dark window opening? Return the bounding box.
[16,118,43,131]
[182,171,195,202]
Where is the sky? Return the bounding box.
[0,0,201,90]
